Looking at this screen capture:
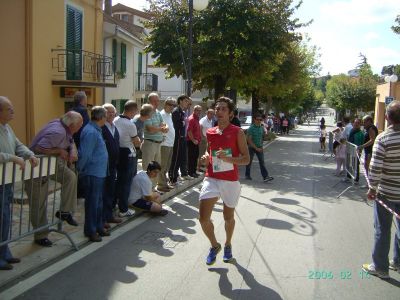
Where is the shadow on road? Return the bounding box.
[208,260,283,300]
[241,195,317,236]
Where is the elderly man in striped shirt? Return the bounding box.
[362,101,400,279]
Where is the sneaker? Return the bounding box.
[362,263,390,279]
[118,209,135,218]
[206,243,221,265]
[223,245,234,263]
[389,260,400,271]
[245,176,252,180]
[156,209,168,216]
[263,176,274,182]
[182,175,194,180]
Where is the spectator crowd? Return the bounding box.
[0,91,277,270]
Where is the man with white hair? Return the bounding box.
[26,111,82,247]
[0,96,38,270]
[101,103,122,227]
[141,92,168,173]
[363,101,400,279]
[157,98,176,192]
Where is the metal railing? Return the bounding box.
[51,48,115,84]
[0,156,77,250]
[136,73,158,92]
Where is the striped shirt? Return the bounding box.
[369,124,400,202]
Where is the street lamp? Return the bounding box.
[187,0,209,96]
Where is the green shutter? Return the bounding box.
[66,5,82,80]
[138,52,143,88]
[121,43,126,74]
[112,39,117,73]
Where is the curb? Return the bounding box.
[0,175,204,292]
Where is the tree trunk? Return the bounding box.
[265,95,273,114]
[251,90,260,116]
[214,75,226,100]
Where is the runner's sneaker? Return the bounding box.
[362,263,390,279]
[206,243,221,265]
[223,245,234,263]
[389,260,400,271]
[118,209,135,218]
[245,176,252,180]
[263,176,274,182]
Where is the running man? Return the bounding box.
[199,97,250,265]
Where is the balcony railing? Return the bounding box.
[136,73,158,92]
[51,49,116,87]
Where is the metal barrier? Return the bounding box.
[323,132,334,160]
[0,156,78,250]
[336,141,359,198]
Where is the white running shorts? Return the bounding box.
[199,177,241,208]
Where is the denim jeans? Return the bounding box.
[82,176,105,236]
[103,165,117,222]
[372,195,400,272]
[245,147,268,179]
[0,184,14,267]
[116,151,137,213]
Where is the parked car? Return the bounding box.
[241,115,252,131]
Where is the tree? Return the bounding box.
[392,15,400,35]
[145,0,306,99]
[326,63,377,116]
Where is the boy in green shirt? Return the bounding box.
[245,114,273,182]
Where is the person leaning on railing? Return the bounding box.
[362,100,400,279]
[0,96,38,271]
[26,111,83,247]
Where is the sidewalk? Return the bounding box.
[0,160,204,290]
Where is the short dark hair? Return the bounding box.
[253,113,262,119]
[337,121,343,127]
[91,106,106,121]
[124,100,138,113]
[147,161,161,172]
[73,91,87,106]
[387,100,400,125]
[215,97,235,112]
[343,116,350,123]
[177,94,189,105]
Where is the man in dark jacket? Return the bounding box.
[169,95,190,184]
[102,104,122,227]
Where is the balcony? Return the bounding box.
[136,73,158,92]
[51,49,117,88]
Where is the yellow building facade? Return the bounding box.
[374,82,400,132]
[0,0,113,144]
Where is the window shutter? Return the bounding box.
[66,5,82,80]
[112,39,117,72]
[121,43,126,74]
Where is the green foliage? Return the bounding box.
[392,15,400,35]
[381,64,400,76]
[145,0,309,101]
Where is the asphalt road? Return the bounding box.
[4,120,400,300]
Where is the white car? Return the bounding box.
[241,115,252,131]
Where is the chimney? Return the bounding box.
[104,0,112,16]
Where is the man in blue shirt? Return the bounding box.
[78,106,108,242]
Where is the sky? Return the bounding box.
[116,0,400,76]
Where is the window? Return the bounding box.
[66,5,83,80]
[122,14,129,22]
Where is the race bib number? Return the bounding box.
[211,148,234,173]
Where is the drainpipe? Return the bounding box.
[102,24,118,104]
